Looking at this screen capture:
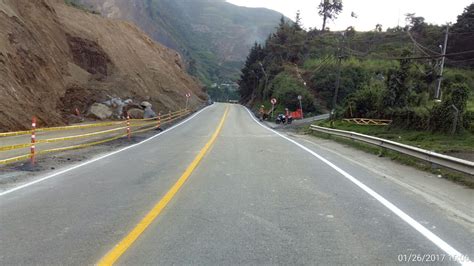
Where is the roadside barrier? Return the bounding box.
[309,125,474,176]
[31,117,37,164]
[0,109,191,165]
[0,121,125,137]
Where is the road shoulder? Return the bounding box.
[285,132,473,230]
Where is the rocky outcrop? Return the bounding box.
[0,0,206,131]
[88,103,112,120]
[67,35,111,76]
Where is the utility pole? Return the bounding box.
[435,24,449,100]
[331,32,345,118]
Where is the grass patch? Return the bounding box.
[306,126,474,188]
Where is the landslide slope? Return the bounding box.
[0,0,205,131]
[76,0,284,83]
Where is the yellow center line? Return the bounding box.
[97,106,230,266]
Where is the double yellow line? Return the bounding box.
[98,107,229,265]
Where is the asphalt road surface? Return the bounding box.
[0,103,472,265]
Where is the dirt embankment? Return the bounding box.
[0,0,206,132]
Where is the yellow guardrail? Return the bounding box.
[0,109,191,165]
[131,109,185,122]
[0,143,31,152]
[0,109,189,137]
[0,154,32,165]
[0,121,125,137]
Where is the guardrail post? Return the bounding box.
[126,114,131,140]
[30,117,36,165]
[157,112,161,129]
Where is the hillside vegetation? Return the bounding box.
[239,4,474,135]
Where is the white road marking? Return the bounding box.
[244,107,472,266]
[0,105,214,197]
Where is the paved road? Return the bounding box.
[0,103,472,265]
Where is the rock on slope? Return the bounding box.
[0,0,205,131]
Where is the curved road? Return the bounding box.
[0,103,472,265]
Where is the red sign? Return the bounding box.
[271,98,277,105]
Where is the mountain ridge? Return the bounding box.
[76,0,285,84]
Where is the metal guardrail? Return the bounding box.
[0,109,191,165]
[310,125,474,176]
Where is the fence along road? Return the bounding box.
[310,125,474,176]
[0,103,472,265]
[0,109,189,165]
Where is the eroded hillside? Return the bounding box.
[0,0,205,131]
[76,0,284,83]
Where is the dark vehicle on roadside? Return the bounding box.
[275,113,293,124]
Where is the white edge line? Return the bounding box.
[0,105,213,197]
[244,106,472,266]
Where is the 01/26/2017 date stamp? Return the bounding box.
[397,253,470,263]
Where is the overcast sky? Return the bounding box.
[226,0,472,31]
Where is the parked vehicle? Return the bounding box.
[275,113,293,124]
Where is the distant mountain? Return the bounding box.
[76,0,285,84]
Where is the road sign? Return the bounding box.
[297,95,303,119]
[185,93,191,110]
[270,98,277,118]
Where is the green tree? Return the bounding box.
[318,0,343,32]
[238,43,266,101]
[383,50,413,108]
[448,3,474,68]
[430,83,470,133]
[293,10,303,31]
[375,24,382,32]
[271,73,316,111]
[405,13,426,33]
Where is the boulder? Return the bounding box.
[144,106,157,119]
[140,101,152,108]
[65,114,84,124]
[87,103,113,120]
[127,108,145,119]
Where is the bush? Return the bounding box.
[271,73,316,112]
[385,106,431,130]
[464,111,474,133]
[430,83,470,133]
[344,84,383,118]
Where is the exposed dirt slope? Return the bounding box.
[76,0,283,82]
[0,0,205,132]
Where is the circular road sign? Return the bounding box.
[297,95,302,100]
[271,98,277,105]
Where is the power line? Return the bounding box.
[448,31,474,36]
[446,57,474,63]
[406,30,440,56]
[346,48,474,61]
[310,55,335,72]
